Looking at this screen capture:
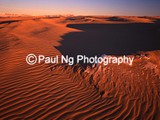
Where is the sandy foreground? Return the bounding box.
[0,16,160,120]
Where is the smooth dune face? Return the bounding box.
[0,16,160,120]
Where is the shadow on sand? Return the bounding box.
[0,20,20,25]
[56,23,160,66]
[106,17,129,22]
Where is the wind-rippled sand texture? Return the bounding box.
[0,16,160,120]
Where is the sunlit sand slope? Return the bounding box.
[0,16,160,120]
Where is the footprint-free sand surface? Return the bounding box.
[0,16,160,120]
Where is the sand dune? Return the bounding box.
[0,16,160,119]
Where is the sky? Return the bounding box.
[0,0,160,16]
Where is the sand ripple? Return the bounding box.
[0,17,160,120]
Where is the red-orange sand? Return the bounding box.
[0,16,160,120]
